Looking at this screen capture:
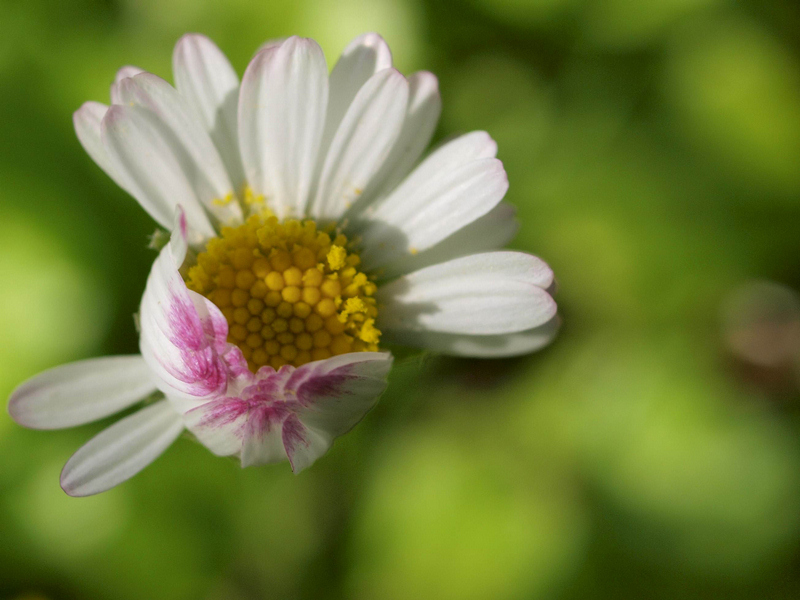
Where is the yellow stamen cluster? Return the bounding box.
[185,215,380,372]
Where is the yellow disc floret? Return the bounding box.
[186,214,380,372]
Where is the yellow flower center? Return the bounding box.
[185,213,380,372]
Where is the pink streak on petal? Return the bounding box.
[164,291,228,397]
[223,346,251,380]
[286,361,363,407]
[282,414,308,463]
[243,365,296,400]
[195,397,250,429]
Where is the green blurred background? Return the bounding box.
[3,0,800,598]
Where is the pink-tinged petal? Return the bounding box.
[60,400,184,497]
[241,403,290,467]
[239,36,329,218]
[255,38,287,54]
[139,211,238,403]
[182,353,393,472]
[283,352,393,472]
[8,355,156,430]
[172,33,246,191]
[110,65,144,104]
[376,252,556,335]
[183,397,252,456]
[281,414,331,473]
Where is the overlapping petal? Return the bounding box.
[173,34,246,192]
[73,101,137,196]
[348,70,441,213]
[37,32,561,497]
[378,201,519,279]
[101,104,217,240]
[313,32,393,199]
[355,131,505,269]
[183,352,392,472]
[114,72,241,225]
[310,68,409,221]
[376,251,556,336]
[325,33,392,142]
[383,316,560,357]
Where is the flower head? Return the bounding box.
[8,33,558,496]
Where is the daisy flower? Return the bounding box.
[8,33,558,496]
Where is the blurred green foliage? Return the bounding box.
[2,0,800,598]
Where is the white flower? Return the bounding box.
[8,33,558,496]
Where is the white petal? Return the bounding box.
[255,38,287,54]
[60,400,184,497]
[172,34,246,192]
[139,213,238,401]
[314,33,393,191]
[348,70,441,213]
[376,252,556,335]
[115,73,241,225]
[378,201,519,279]
[310,68,409,222]
[238,36,329,218]
[327,33,392,130]
[383,316,560,357]
[8,356,156,430]
[73,102,136,195]
[101,104,217,240]
[110,65,144,104]
[283,352,393,472]
[357,157,508,269]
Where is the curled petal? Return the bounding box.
[310,69,409,221]
[284,352,393,472]
[139,210,240,405]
